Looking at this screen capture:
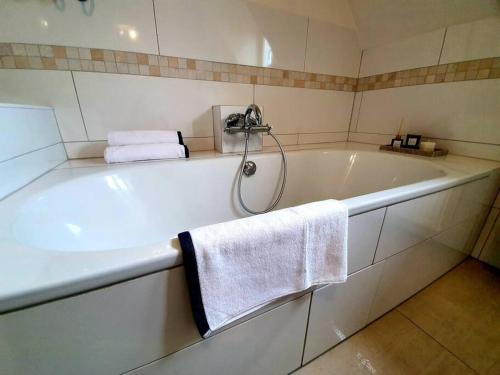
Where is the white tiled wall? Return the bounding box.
[358,28,445,77]
[351,18,500,161]
[0,70,86,142]
[440,17,500,64]
[255,85,353,135]
[155,0,308,71]
[0,104,66,200]
[0,0,158,54]
[73,72,253,140]
[355,80,500,144]
[305,18,361,76]
[0,0,362,158]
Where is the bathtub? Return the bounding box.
[0,146,499,374]
[0,147,498,312]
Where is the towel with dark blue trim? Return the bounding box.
[178,199,348,338]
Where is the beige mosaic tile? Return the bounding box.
[1,42,498,93]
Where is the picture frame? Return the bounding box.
[391,138,403,148]
[405,134,421,149]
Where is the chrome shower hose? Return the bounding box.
[237,131,287,215]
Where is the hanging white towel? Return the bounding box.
[107,130,183,146]
[104,143,188,163]
[178,199,348,338]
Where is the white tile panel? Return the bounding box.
[359,28,445,77]
[303,262,385,363]
[255,85,353,134]
[155,0,308,71]
[0,69,87,142]
[440,17,500,64]
[73,72,253,140]
[0,0,158,54]
[0,106,60,161]
[305,19,361,77]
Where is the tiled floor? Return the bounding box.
[295,258,500,374]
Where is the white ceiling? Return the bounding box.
[348,0,500,48]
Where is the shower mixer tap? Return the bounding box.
[224,105,272,135]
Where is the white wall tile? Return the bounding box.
[183,137,215,152]
[348,208,386,273]
[440,17,500,64]
[64,141,107,159]
[0,0,158,54]
[305,19,361,77]
[375,189,455,262]
[73,72,253,140]
[426,139,500,162]
[263,133,298,147]
[0,106,61,161]
[368,237,468,322]
[298,132,348,144]
[359,28,445,77]
[347,132,393,145]
[0,69,87,142]
[154,0,308,71]
[348,92,363,133]
[255,85,353,134]
[0,144,66,200]
[303,262,384,363]
[478,208,500,268]
[126,294,310,375]
[356,80,500,145]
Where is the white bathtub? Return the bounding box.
[0,147,497,312]
[1,146,499,375]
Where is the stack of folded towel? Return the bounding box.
[104,130,189,163]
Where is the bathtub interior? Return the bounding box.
[12,150,446,252]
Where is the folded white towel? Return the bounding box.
[104,143,188,163]
[178,199,348,338]
[108,130,183,146]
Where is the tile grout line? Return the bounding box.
[371,207,387,265]
[476,203,500,259]
[395,309,479,374]
[437,27,448,65]
[299,293,314,366]
[303,17,310,72]
[151,0,161,56]
[351,49,365,135]
[70,71,90,141]
[0,142,62,165]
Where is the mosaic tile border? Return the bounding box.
[1,43,498,93]
[0,42,356,92]
[357,57,500,91]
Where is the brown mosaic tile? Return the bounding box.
[1,42,497,93]
[14,56,28,69]
[114,51,128,63]
[90,49,104,61]
[136,53,148,65]
[149,65,160,76]
[186,59,196,70]
[41,57,56,69]
[52,46,67,59]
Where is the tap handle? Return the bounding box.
[225,113,245,128]
[245,104,262,127]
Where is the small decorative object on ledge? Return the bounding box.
[379,145,448,157]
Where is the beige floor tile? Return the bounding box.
[295,310,473,375]
[398,258,500,374]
